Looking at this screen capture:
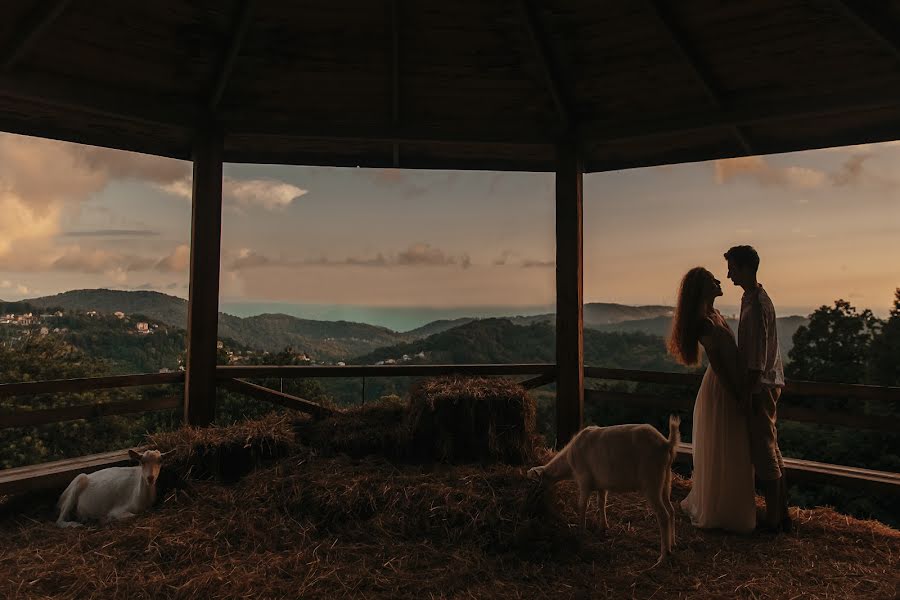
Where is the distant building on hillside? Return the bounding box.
[114,311,125,319]
[39,327,49,336]
[86,310,98,317]
[216,340,224,349]
[136,322,150,333]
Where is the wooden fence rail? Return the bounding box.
[585,367,900,404]
[0,372,185,398]
[216,363,555,379]
[0,396,182,428]
[583,389,900,433]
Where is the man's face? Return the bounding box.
[726,259,744,287]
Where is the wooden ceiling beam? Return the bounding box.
[645,0,753,155]
[391,0,400,166]
[208,0,254,113]
[2,70,900,150]
[830,0,900,65]
[518,0,573,133]
[0,72,197,128]
[1,0,73,71]
[581,91,900,144]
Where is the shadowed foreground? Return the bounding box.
[0,415,897,599]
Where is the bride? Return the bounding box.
[667,267,756,533]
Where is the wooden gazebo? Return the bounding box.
[4,0,900,448]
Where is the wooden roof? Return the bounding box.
[3,0,900,172]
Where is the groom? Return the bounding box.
[725,245,792,533]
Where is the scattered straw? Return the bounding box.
[1,411,898,599]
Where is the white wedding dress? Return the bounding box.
[680,312,756,534]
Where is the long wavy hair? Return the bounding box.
[667,267,714,366]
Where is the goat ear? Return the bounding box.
[128,449,142,462]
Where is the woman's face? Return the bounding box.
[703,272,724,300]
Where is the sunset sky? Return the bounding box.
[1,131,898,317]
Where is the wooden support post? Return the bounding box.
[555,141,584,446]
[184,126,224,426]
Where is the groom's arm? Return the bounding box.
[743,302,769,414]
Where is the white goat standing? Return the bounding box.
[56,449,170,528]
[528,415,680,566]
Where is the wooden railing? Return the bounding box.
[2,363,898,496]
[584,367,900,433]
[0,372,185,429]
[584,367,900,494]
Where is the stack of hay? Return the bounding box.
[147,413,297,485]
[294,376,541,465]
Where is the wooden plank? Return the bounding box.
[518,0,573,132]
[217,363,554,379]
[555,141,583,446]
[0,450,132,497]
[643,0,752,154]
[184,126,224,427]
[391,0,401,166]
[584,367,900,403]
[0,71,197,129]
[584,389,900,433]
[0,0,73,71]
[0,372,185,398]
[208,0,254,112]
[674,443,900,496]
[0,396,181,429]
[223,379,333,417]
[585,389,694,412]
[830,0,900,65]
[520,371,558,390]
[580,91,900,146]
[585,367,701,387]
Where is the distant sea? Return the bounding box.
[219,302,556,332]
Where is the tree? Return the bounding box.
[868,289,900,387]
[787,300,879,384]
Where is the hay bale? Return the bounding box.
[405,376,539,464]
[293,395,407,459]
[146,413,297,483]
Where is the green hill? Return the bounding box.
[353,318,685,372]
[592,314,808,356]
[26,290,405,360]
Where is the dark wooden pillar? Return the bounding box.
[184,126,224,426]
[555,141,584,446]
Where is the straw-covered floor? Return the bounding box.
[1,385,898,599]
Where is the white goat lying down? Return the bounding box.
[528,415,681,565]
[56,449,170,528]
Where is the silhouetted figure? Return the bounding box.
[668,267,756,533]
[725,245,792,533]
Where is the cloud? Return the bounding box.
[225,244,472,271]
[493,250,516,266]
[395,243,469,268]
[72,145,190,184]
[61,229,160,238]
[521,259,555,268]
[0,133,191,269]
[50,246,157,274]
[228,248,277,270]
[226,179,307,211]
[155,245,190,272]
[713,156,826,190]
[158,176,308,211]
[829,154,870,187]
